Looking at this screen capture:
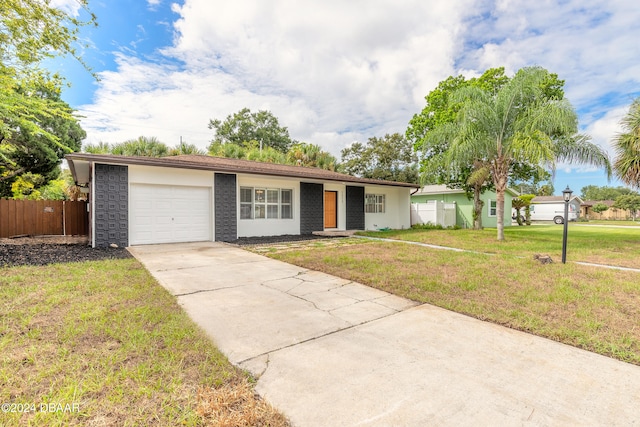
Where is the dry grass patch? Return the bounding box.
[271,241,640,365]
[197,378,288,427]
[0,258,289,427]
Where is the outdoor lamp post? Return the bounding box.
[561,186,573,264]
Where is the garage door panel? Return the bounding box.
[130,184,212,245]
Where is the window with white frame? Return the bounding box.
[240,187,293,220]
[488,199,497,217]
[365,194,385,213]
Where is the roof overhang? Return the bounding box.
[65,153,420,189]
[67,158,91,186]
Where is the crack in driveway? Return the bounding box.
[237,303,418,366]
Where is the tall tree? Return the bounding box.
[1,0,95,197]
[408,67,571,230]
[439,67,610,240]
[612,98,640,189]
[341,133,418,183]
[407,68,509,228]
[208,108,294,153]
[1,0,95,147]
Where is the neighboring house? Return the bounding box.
[411,185,517,228]
[530,195,584,224]
[581,200,635,220]
[65,153,419,248]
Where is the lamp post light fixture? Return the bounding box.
[561,186,573,264]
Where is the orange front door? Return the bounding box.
[324,191,337,228]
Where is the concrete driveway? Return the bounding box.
[129,242,640,426]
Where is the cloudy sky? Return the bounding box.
[54,0,640,194]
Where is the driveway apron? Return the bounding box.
[129,242,640,426]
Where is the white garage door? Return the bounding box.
[130,184,212,245]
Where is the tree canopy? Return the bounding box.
[612,98,640,189]
[83,137,204,157]
[1,0,95,143]
[208,108,294,153]
[1,0,95,197]
[580,185,637,201]
[340,133,418,183]
[208,141,338,171]
[613,194,640,220]
[1,85,86,197]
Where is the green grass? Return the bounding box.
[582,220,640,226]
[358,224,640,268]
[0,259,287,426]
[268,231,640,365]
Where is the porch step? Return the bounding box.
[312,230,359,237]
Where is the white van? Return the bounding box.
[529,203,578,224]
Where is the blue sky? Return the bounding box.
[52,0,640,196]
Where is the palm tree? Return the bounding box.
[612,98,640,188]
[286,143,338,170]
[111,136,169,157]
[511,197,526,226]
[446,67,610,240]
[82,141,111,154]
[168,141,204,156]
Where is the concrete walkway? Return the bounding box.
[129,242,640,426]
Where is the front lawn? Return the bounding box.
[0,258,288,426]
[268,231,640,365]
[358,224,640,269]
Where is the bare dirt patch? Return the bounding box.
[0,235,89,245]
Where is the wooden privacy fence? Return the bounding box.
[0,199,88,238]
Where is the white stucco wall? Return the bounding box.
[364,185,411,231]
[128,165,215,187]
[236,175,301,237]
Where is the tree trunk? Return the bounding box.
[472,187,484,230]
[493,159,509,241]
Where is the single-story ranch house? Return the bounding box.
[65,153,419,247]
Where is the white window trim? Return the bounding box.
[240,187,293,220]
[488,199,497,217]
[365,193,385,214]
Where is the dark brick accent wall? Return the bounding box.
[346,186,365,230]
[94,164,128,248]
[214,173,237,242]
[300,182,324,234]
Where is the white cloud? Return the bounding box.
[49,0,83,16]
[79,0,640,167]
[80,0,477,155]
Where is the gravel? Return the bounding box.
[0,243,133,268]
[0,234,338,268]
